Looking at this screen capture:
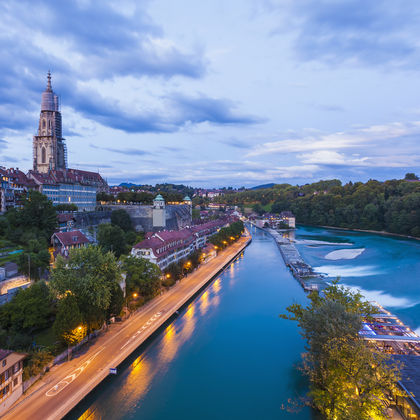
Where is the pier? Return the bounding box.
[249,223,326,291]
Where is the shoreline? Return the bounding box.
[5,234,251,420]
[311,225,420,241]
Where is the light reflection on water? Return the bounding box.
[72,228,314,420]
[77,273,225,420]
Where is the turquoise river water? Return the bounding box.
[67,225,420,420]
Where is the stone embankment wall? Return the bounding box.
[105,204,191,232]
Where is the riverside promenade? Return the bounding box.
[3,234,251,420]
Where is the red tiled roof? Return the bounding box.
[53,230,90,247]
[133,218,231,259]
[28,168,107,188]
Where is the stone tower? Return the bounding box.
[33,72,67,173]
[152,194,166,228]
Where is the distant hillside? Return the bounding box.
[250,183,276,190]
[118,182,140,188]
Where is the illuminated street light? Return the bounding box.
[133,292,138,298]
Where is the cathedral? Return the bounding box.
[33,72,67,173]
[27,73,108,211]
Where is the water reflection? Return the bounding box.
[77,279,227,420]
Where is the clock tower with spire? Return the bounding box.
[33,72,67,173]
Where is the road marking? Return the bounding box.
[120,312,162,350]
[45,347,105,397]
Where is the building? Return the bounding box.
[279,211,296,228]
[0,350,26,415]
[51,230,91,259]
[251,211,296,229]
[0,167,37,213]
[33,71,66,173]
[27,73,108,211]
[131,218,230,270]
[152,194,166,228]
[57,213,76,231]
[28,169,106,211]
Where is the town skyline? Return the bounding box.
[1,0,420,187]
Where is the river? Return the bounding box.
[67,225,420,420]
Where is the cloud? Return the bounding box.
[90,144,153,156]
[219,138,251,149]
[269,0,420,69]
[170,94,265,126]
[0,0,255,134]
[247,121,420,158]
[62,88,262,133]
[0,138,8,146]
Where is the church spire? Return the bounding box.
[46,70,52,92]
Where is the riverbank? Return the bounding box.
[4,234,251,420]
[316,225,420,241]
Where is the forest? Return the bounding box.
[216,174,420,237]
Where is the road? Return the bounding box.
[4,235,250,420]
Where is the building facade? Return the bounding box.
[131,218,230,270]
[0,350,26,415]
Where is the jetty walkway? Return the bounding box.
[4,234,251,420]
[249,223,326,291]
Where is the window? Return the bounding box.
[2,359,6,367]
[1,385,9,396]
[13,378,18,387]
[13,363,19,374]
[41,147,46,164]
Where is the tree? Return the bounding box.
[53,294,84,345]
[0,281,54,334]
[111,209,133,232]
[18,239,50,280]
[281,282,402,419]
[55,203,78,212]
[122,256,161,299]
[404,173,419,180]
[97,224,127,258]
[50,247,120,331]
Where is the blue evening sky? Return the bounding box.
[0,0,419,187]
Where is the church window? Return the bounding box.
[42,119,46,129]
[41,147,46,163]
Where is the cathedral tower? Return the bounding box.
[33,72,67,173]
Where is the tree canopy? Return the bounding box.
[122,256,161,299]
[281,282,402,419]
[50,246,122,331]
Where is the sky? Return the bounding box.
[0,0,419,188]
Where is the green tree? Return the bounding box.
[404,172,419,180]
[281,282,402,419]
[122,256,161,299]
[97,224,127,258]
[18,239,50,280]
[53,294,84,345]
[0,282,54,333]
[50,247,120,331]
[111,209,133,232]
[23,349,54,381]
